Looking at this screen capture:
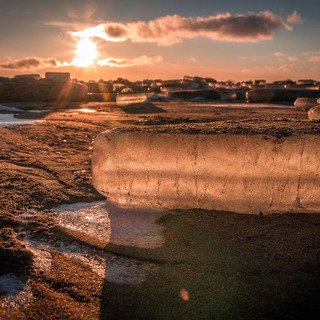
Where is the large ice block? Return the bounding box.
[92,130,320,214]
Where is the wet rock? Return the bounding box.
[294,97,318,110]
[308,105,320,121]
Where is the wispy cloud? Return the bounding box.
[279,64,294,72]
[309,56,320,62]
[287,10,304,24]
[71,11,292,46]
[301,50,320,56]
[97,55,163,67]
[273,52,287,57]
[0,57,64,70]
[273,52,298,62]
[241,64,295,74]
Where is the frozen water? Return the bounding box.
[0,114,43,127]
[0,104,22,112]
[22,235,156,284]
[102,201,164,248]
[53,201,111,242]
[20,200,163,284]
[51,201,164,248]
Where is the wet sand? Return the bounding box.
[0,100,320,319]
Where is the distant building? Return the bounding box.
[45,72,70,83]
[14,74,40,81]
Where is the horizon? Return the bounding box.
[1,0,319,82]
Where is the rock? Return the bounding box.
[168,89,221,100]
[308,105,320,121]
[294,97,318,110]
[247,88,320,103]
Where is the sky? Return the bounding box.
[0,0,319,82]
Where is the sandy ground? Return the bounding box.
[0,100,320,319]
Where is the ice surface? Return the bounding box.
[0,104,22,112]
[20,200,163,284]
[52,201,164,248]
[22,234,156,284]
[0,114,43,127]
[53,201,112,242]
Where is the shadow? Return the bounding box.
[98,203,320,320]
[118,102,167,114]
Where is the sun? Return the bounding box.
[71,38,97,67]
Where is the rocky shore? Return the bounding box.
[0,100,320,319]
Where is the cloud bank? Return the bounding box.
[0,57,63,70]
[71,11,293,45]
[97,55,162,67]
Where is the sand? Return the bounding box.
[0,100,320,319]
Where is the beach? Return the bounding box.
[1,100,320,319]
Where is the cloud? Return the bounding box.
[279,64,294,72]
[288,56,298,62]
[273,52,298,62]
[242,64,295,74]
[287,11,304,24]
[301,50,320,56]
[274,52,287,57]
[0,57,63,70]
[71,11,292,45]
[97,55,163,67]
[309,56,320,62]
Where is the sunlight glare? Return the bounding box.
[71,38,97,67]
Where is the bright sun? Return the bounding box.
[72,38,97,67]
